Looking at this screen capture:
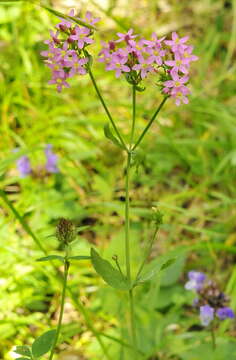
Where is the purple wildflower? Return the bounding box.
[185,271,206,291]
[216,307,235,320]
[17,155,31,177]
[45,144,59,173]
[200,305,214,326]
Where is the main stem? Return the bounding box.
[49,260,70,360]
[125,84,138,354]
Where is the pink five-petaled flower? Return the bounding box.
[181,45,199,62]
[68,56,88,77]
[165,32,189,53]
[69,26,94,49]
[132,56,155,79]
[147,46,166,66]
[48,73,70,92]
[144,32,165,48]
[106,52,130,78]
[165,52,190,75]
[41,43,61,60]
[127,39,147,57]
[163,72,190,106]
[81,11,100,26]
[116,29,138,43]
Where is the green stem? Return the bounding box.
[49,259,70,360]
[135,227,159,282]
[88,68,128,152]
[132,97,168,151]
[210,324,216,351]
[130,85,136,148]
[125,152,132,283]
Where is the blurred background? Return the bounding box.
[0,0,236,359]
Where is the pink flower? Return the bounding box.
[180,45,199,62]
[68,56,88,77]
[163,72,189,89]
[143,32,165,48]
[41,43,60,60]
[132,56,155,79]
[165,32,189,53]
[106,52,130,78]
[127,39,147,57]
[81,11,100,26]
[147,46,166,66]
[165,52,190,74]
[69,26,94,49]
[48,73,70,93]
[172,88,190,106]
[116,29,138,43]
[163,72,190,106]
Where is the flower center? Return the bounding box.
[174,81,181,87]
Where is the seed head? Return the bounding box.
[56,218,77,245]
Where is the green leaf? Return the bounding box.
[160,258,176,271]
[16,358,31,360]
[136,257,177,284]
[14,346,31,357]
[90,248,130,290]
[36,255,64,262]
[104,123,124,149]
[32,329,56,358]
[68,255,91,261]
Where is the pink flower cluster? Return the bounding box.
[98,30,198,105]
[41,10,99,92]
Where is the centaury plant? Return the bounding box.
[12,5,201,360]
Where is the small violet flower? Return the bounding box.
[45,144,59,173]
[200,305,214,326]
[185,271,206,291]
[17,155,32,177]
[216,307,235,320]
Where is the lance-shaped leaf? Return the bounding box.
[91,248,130,290]
[104,123,124,149]
[135,257,177,284]
[68,255,91,261]
[32,329,56,358]
[36,255,64,263]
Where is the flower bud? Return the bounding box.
[56,218,77,245]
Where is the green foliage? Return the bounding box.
[91,248,130,290]
[31,329,56,357]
